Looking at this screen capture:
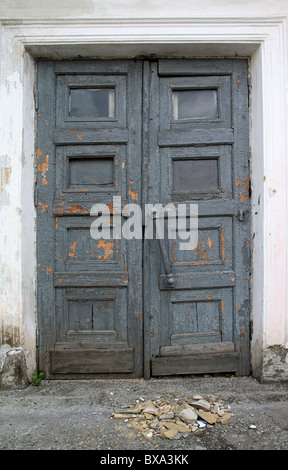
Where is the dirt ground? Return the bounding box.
[0,375,287,452]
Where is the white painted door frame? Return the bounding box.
[0,17,287,380]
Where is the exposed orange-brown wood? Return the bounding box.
[128,189,138,200]
[67,205,88,214]
[195,242,209,261]
[97,240,114,260]
[38,201,48,213]
[37,152,49,185]
[221,228,225,261]
[68,241,77,258]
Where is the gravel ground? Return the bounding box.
[0,375,287,452]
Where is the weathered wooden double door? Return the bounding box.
[37,59,250,378]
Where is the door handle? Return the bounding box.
[152,210,176,287]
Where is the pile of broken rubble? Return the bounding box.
[111,394,233,440]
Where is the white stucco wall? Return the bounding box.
[0,0,288,381]
[0,0,287,19]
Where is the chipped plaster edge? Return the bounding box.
[260,345,288,383]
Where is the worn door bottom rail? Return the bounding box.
[50,348,134,374]
[151,352,239,376]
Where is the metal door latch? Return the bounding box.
[237,209,245,221]
[152,209,175,287]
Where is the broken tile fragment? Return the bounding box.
[178,406,198,424]
[142,401,158,416]
[159,411,174,420]
[163,428,181,440]
[196,419,207,428]
[150,418,159,429]
[197,410,218,425]
[219,413,232,424]
[111,413,134,419]
[189,399,211,412]
[114,407,141,415]
[144,412,156,420]
[161,421,191,433]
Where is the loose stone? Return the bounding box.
[178,406,198,424]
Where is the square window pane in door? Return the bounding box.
[172,89,218,120]
[69,88,115,118]
[173,158,218,191]
[68,157,114,187]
